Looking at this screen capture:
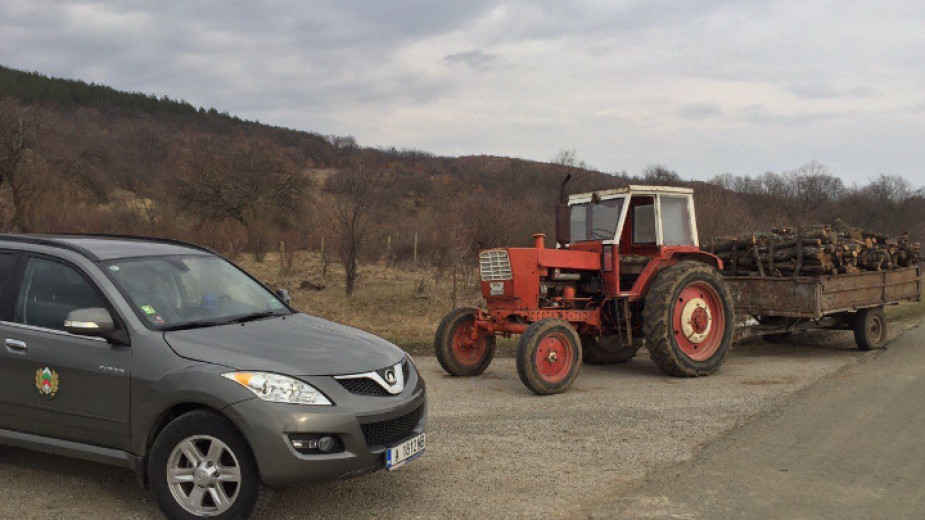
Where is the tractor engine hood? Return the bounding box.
[163,313,406,376]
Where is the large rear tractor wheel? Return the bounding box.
[581,335,640,364]
[516,319,582,395]
[853,306,887,351]
[435,308,496,376]
[643,261,734,377]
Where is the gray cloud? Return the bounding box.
[444,49,498,70]
[678,102,723,120]
[1,0,924,184]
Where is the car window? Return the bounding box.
[105,255,287,329]
[15,257,108,331]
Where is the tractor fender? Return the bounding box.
[628,249,723,301]
[670,251,723,271]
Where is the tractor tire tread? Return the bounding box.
[434,307,495,376]
[642,261,734,377]
[516,319,582,395]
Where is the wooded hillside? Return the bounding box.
[1,64,923,294]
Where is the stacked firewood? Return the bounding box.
[708,220,920,277]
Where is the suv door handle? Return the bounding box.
[5,339,27,352]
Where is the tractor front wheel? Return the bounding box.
[435,308,496,376]
[516,319,582,395]
[643,261,734,377]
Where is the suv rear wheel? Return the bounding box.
[149,410,270,520]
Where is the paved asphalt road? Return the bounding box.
[601,322,925,520]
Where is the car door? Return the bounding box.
[0,249,23,431]
[0,254,131,450]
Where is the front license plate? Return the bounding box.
[490,282,505,296]
[386,432,425,471]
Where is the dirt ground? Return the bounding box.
[1,312,920,519]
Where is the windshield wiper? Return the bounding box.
[228,310,288,324]
[161,319,230,331]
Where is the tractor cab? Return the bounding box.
[562,186,701,296]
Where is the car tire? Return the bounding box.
[435,307,496,376]
[149,409,271,520]
[853,306,887,351]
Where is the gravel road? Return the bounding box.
[0,323,917,520]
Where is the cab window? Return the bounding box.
[15,257,108,331]
[633,204,656,244]
[661,196,694,245]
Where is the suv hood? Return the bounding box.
[163,313,405,376]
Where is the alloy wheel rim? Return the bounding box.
[167,435,241,516]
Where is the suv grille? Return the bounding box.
[479,250,512,281]
[338,378,390,396]
[337,360,411,397]
[360,404,424,448]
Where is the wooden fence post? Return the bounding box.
[320,235,327,280]
[279,240,286,275]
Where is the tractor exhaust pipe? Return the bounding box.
[533,233,546,249]
[556,174,572,246]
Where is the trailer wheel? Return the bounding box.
[853,306,887,351]
[517,319,582,395]
[435,308,496,376]
[643,261,734,377]
[581,335,640,364]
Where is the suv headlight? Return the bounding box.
[223,372,333,406]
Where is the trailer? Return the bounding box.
[728,266,922,349]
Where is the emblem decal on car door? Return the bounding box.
[35,367,59,399]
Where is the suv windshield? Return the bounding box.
[569,197,625,241]
[104,254,289,329]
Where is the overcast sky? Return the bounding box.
[2,1,924,184]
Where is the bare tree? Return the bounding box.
[326,160,384,296]
[643,164,683,185]
[175,137,306,258]
[0,98,50,231]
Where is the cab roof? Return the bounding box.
[568,185,693,204]
[0,234,214,262]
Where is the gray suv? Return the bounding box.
[0,235,427,520]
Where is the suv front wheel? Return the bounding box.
[149,410,270,520]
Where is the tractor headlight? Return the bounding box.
[223,372,333,406]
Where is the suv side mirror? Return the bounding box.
[64,308,115,336]
[275,288,292,305]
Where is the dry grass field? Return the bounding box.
[238,251,483,351]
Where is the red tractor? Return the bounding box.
[435,183,735,395]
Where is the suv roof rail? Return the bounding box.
[0,233,215,262]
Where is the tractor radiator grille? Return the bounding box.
[479,250,513,281]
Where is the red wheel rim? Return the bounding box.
[534,332,573,383]
[673,281,726,361]
[451,321,488,367]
